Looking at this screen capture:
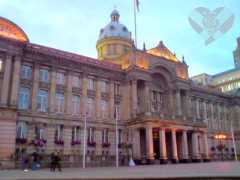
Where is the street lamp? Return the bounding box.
[214,133,227,161]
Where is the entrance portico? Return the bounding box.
[130,120,210,164]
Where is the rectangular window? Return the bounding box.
[88,78,94,90]
[37,89,48,112]
[101,100,108,118]
[101,81,108,93]
[18,87,30,109]
[72,126,81,142]
[16,121,28,139]
[55,93,64,113]
[72,76,81,88]
[114,83,120,95]
[72,95,80,115]
[87,98,95,117]
[55,125,64,141]
[115,104,120,120]
[102,129,109,144]
[39,69,49,82]
[87,127,94,142]
[35,126,44,139]
[0,59,2,71]
[21,65,32,79]
[56,72,65,85]
[118,129,122,144]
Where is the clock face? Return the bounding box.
[0,17,28,42]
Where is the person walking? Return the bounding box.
[21,152,29,172]
[50,152,55,172]
[55,152,62,172]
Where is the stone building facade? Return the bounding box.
[0,10,240,168]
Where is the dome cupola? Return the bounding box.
[96,9,133,64]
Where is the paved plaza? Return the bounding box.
[0,162,240,180]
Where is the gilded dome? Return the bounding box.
[98,10,131,41]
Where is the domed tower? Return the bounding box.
[96,9,133,64]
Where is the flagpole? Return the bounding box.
[133,0,137,48]
[231,120,238,161]
[115,105,119,167]
[83,111,87,168]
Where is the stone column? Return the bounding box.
[192,132,200,161]
[132,128,141,160]
[171,129,178,163]
[185,92,191,118]
[181,130,189,162]
[80,75,88,116]
[65,72,72,114]
[64,126,72,155]
[109,81,114,119]
[169,90,175,119]
[120,81,131,120]
[95,79,101,119]
[145,125,154,163]
[144,81,151,115]
[202,132,210,161]
[210,102,214,129]
[1,54,12,106]
[187,96,192,118]
[131,80,137,118]
[176,90,182,116]
[196,99,200,119]
[31,64,39,111]
[49,70,56,113]
[46,125,56,154]
[10,56,21,107]
[159,129,167,163]
[203,101,207,122]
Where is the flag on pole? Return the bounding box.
[135,0,140,12]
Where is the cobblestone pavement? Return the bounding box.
[0,161,240,180]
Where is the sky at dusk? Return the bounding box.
[0,0,239,76]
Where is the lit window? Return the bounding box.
[21,65,32,79]
[55,93,64,113]
[72,95,80,115]
[0,59,2,71]
[39,69,49,82]
[37,89,48,112]
[56,72,65,85]
[16,121,28,139]
[18,87,30,109]
[88,78,94,90]
[72,76,81,88]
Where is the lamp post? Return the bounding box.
[214,133,227,161]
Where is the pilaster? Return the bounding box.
[1,54,12,106]
[10,56,21,107]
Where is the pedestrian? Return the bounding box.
[55,152,62,172]
[50,152,55,172]
[31,152,38,170]
[21,152,29,172]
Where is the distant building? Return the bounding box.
[0,10,240,168]
[192,38,240,96]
